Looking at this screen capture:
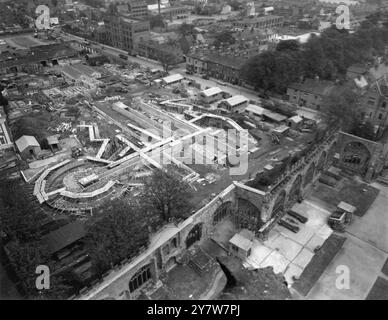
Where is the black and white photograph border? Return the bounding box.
[0,0,387,305]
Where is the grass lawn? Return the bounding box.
[311,179,379,217]
[292,234,346,296]
[162,265,209,300]
[11,36,41,48]
[366,277,388,300]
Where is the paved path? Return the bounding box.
[305,182,388,300]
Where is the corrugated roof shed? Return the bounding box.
[225,95,248,106]
[288,115,303,123]
[15,135,40,152]
[162,73,184,84]
[202,87,222,97]
[246,104,265,115]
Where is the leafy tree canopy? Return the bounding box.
[139,168,194,222]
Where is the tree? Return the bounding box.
[238,21,388,94]
[321,87,361,132]
[213,30,235,48]
[150,14,165,29]
[230,1,242,11]
[85,199,151,274]
[157,50,179,73]
[178,36,191,54]
[177,23,195,37]
[240,50,302,93]
[0,180,44,242]
[350,121,376,141]
[276,40,300,52]
[140,168,194,222]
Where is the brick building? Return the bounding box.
[232,15,284,30]
[0,106,12,151]
[149,5,192,21]
[286,78,335,110]
[103,14,150,54]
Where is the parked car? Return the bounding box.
[186,70,194,75]
[202,74,210,80]
[216,80,226,86]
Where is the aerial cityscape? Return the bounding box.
[0,0,387,304]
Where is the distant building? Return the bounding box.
[0,43,78,74]
[232,15,284,29]
[185,51,246,85]
[287,78,335,110]
[103,14,150,54]
[347,62,388,133]
[358,78,388,133]
[136,40,184,63]
[128,0,148,20]
[0,106,13,150]
[149,5,192,21]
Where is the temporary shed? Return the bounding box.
[15,135,41,159]
[161,73,184,85]
[229,231,252,259]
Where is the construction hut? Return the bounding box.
[15,135,41,159]
[46,135,60,152]
[272,124,290,137]
[245,104,265,121]
[262,110,288,124]
[200,87,223,104]
[218,95,249,114]
[229,230,253,259]
[287,115,303,130]
[161,74,184,86]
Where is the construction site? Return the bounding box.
[2,55,322,299]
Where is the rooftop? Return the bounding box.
[246,104,265,115]
[238,15,284,24]
[186,51,245,69]
[15,135,40,152]
[201,87,222,97]
[162,73,184,84]
[41,221,86,255]
[229,232,252,252]
[224,95,249,106]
